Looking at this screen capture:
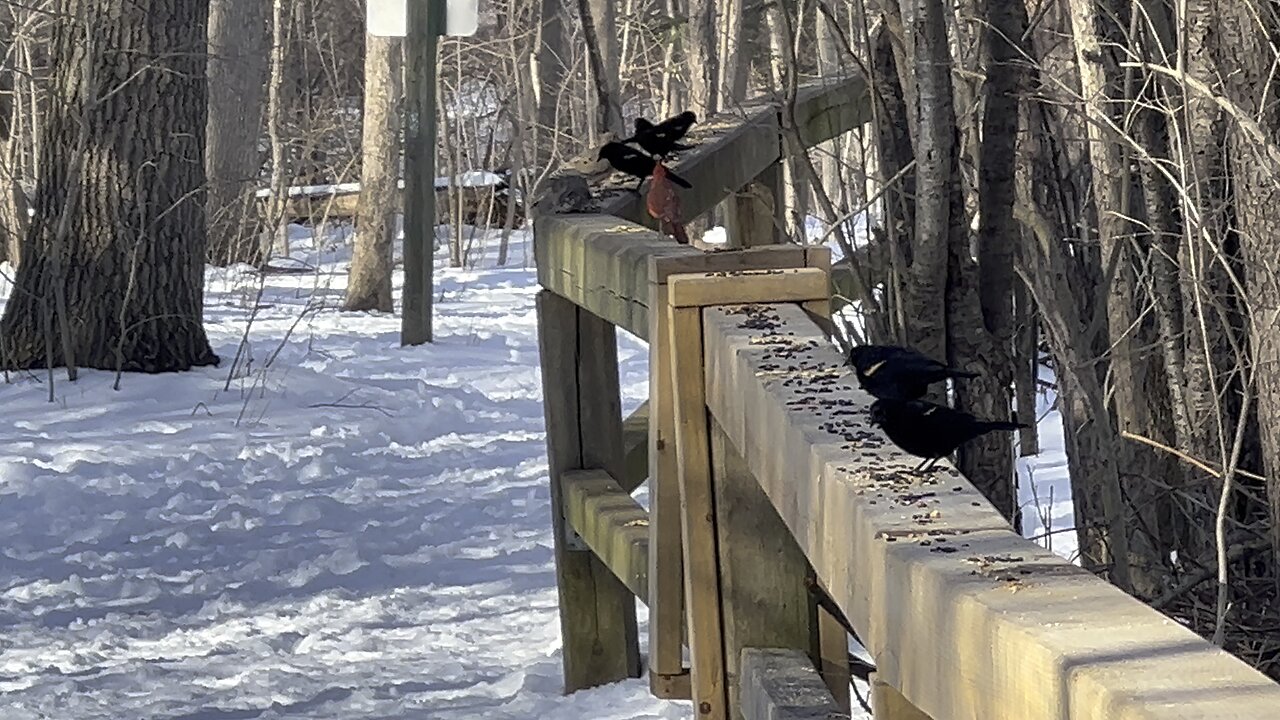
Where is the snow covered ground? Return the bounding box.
[0,225,1069,719]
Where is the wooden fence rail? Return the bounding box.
[533,74,1280,720]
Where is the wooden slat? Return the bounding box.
[562,469,650,603]
[700,302,1280,720]
[667,267,830,308]
[648,278,690,698]
[534,291,640,692]
[620,401,649,493]
[669,302,728,720]
[740,648,848,720]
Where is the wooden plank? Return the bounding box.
[648,279,690,698]
[700,302,1280,720]
[534,214,813,339]
[534,290,641,692]
[870,675,932,720]
[740,648,849,720]
[620,401,649,493]
[601,76,872,227]
[711,421,819,720]
[562,469,650,603]
[668,302,728,720]
[668,268,829,308]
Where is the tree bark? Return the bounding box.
[205,0,269,266]
[575,0,624,138]
[0,0,218,372]
[683,0,718,116]
[345,32,402,313]
[904,0,952,365]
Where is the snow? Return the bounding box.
[0,233,685,719]
[0,223,1071,719]
[254,172,508,200]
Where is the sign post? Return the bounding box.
[367,0,478,346]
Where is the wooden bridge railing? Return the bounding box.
[534,75,1280,720]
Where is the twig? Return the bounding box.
[1150,537,1270,610]
[1119,430,1267,482]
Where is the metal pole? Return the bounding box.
[401,0,442,346]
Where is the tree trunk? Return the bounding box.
[345,32,402,313]
[683,0,718,116]
[574,0,624,139]
[534,0,570,175]
[904,0,952,365]
[205,0,269,267]
[1214,0,1280,566]
[0,0,218,372]
[265,0,291,258]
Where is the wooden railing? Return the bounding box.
[532,77,1280,720]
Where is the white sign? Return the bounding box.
[367,0,479,37]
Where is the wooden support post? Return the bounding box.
[870,674,933,720]
[725,162,783,249]
[620,401,649,493]
[711,421,819,720]
[647,279,690,699]
[668,302,728,720]
[535,290,641,693]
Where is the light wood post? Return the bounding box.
[647,277,692,699]
[535,290,641,692]
[668,299,729,720]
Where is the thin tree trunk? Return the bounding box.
[265,0,291,259]
[575,0,624,138]
[684,0,718,116]
[0,0,218,372]
[205,0,269,266]
[345,32,401,313]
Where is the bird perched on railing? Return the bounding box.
[869,398,1028,472]
[624,110,697,158]
[598,141,692,193]
[846,344,978,401]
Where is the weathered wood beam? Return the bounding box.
[533,213,815,339]
[562,469,650,603]
[702,302,1280,720]
[740,648,849,720]
[602,76,872,227]
[620,401,649,493]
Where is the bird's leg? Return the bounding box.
[633,176,645,193]
[912,458,928,473]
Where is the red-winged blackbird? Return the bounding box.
[623,111,697,158]
[598,141,692,192]
[846,344,978,401]
[869,398,1028,472]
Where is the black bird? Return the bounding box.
[846,344,978,401]
[597,141,693,192]
[869,398,1029,472]
[624,111,698,158]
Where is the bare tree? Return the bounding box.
[206,0,270,266]
[345,30,402,312]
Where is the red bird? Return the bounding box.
[646,163,689,245]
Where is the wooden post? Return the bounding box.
[725,163,783,248]
[668,301,729,720]
[647,279,691,699]
[870,675,933,720]
[711,421,820,720]
[535,290,641,692]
